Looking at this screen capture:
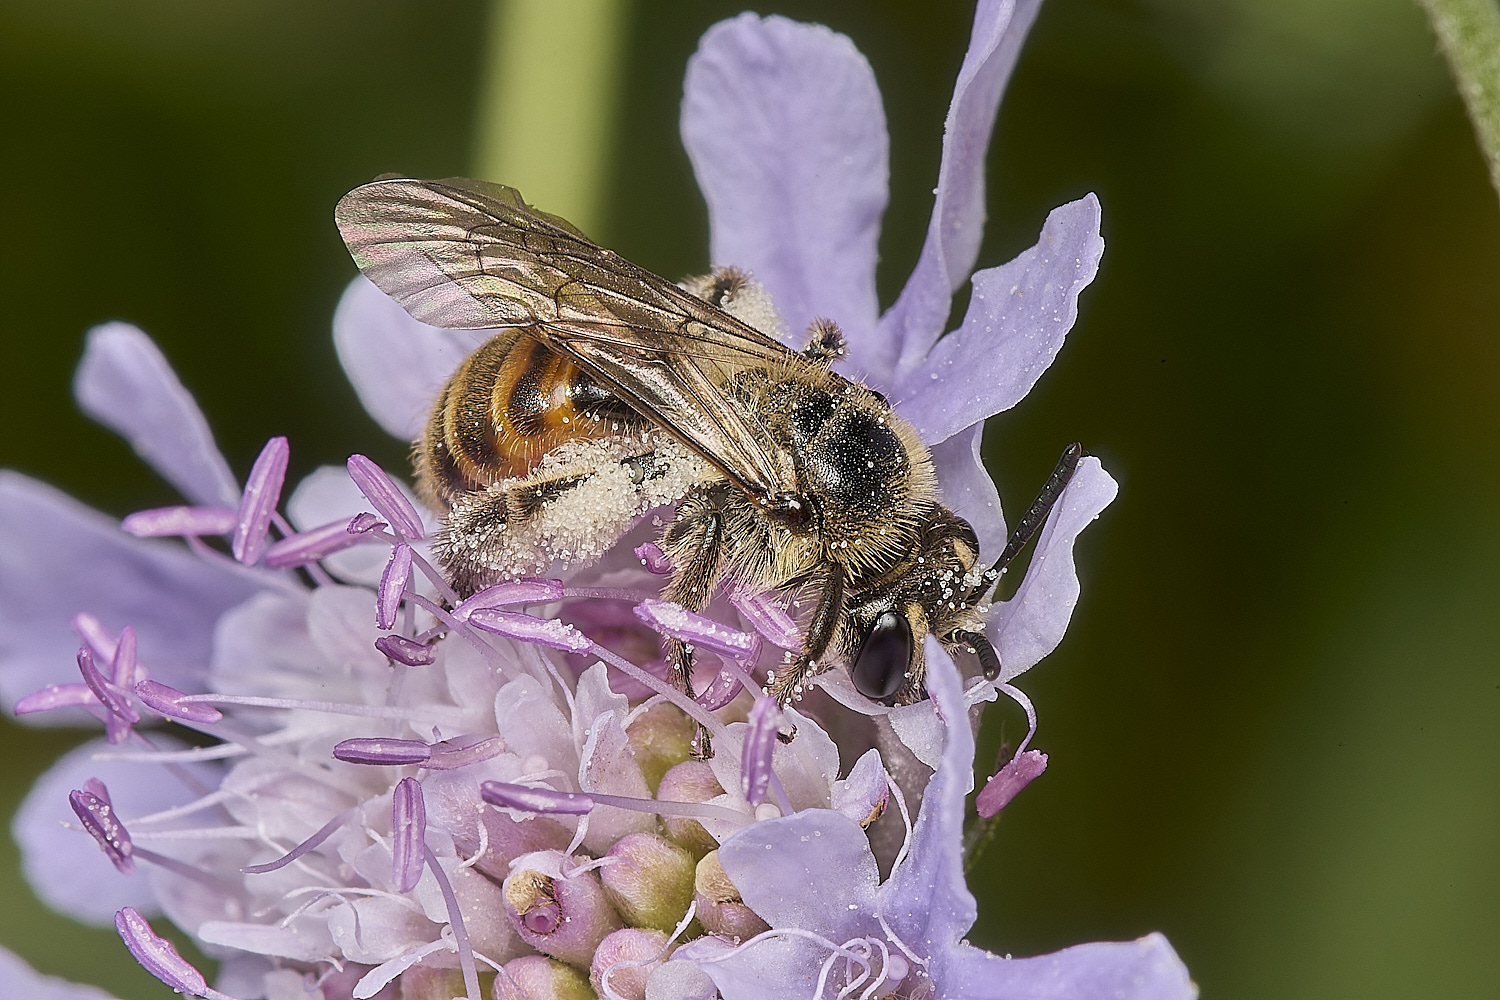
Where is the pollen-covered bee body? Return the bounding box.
[337,176,1012,707]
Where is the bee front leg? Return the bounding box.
[766,568,846,707]
[660,487,733,699]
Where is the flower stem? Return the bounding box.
[1418,0,1500,204]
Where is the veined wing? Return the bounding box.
[335,176,800,500]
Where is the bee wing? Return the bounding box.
[336,176,796,499]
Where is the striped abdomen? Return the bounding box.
[416,327,642,507]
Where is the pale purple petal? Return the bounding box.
[941,934,1198,1000]
[682,13,887,365]
[73,323,240,507]
[0,473,258,717]
[14,737,216,924]
[894,195,1105,444]
[333,275,491,441]
[929,422,1006,561]
[878,640,976,954]
[883,0,1045,375]
[0,946,120,1000]
[987,457,1117,680]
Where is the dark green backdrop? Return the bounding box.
[3,1,1497,997]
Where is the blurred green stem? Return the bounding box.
[1418,0,1500,205]
[472,0,629,238]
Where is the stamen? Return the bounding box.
[333,737,431,766]
[392,777,425,892]
[264,517,377,568]
[480,781,747,826]
[426,736,504,770]
[116,906,239,1000]
[77,646,138,740]
[377,543,413,630]
[731,590,802,650]
[136,679,224,724]
[740,697,784,811]
[241,809,354,874]
[633,542,673,575]
[975,749,1048,818]
[634,600,760,661]
[231,436,290,565]
[348,511,387,534]
[468,609,594,654]
[374,633,438,666]
[347,454,425,541]
[694,665,744,711]
[72,611,119,662]
[454,579,566,617]
[14,682,96,715]
[122,505,238,538]
[70,779,133,872]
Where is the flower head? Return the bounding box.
[2,6,1194,1000]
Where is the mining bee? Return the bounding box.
[336,177,1078,708]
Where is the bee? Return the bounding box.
[335,177,1078,708]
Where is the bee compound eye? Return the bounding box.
[851,611,913,703]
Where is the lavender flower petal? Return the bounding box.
[333,275,491,440]
[987,457,1118,680]
[941,934,1197,1000]
[682,13,887,365]
[878,640,976,956]
[928,422,1007,562]
[882,0,1045,375]
[894,195,1105,444]
[73,323,240,507]
[0,474,256,716]
[231,437,289,565]
[120,506,238,538]
[0,946,119,1000]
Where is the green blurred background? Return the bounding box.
[3,0,1497,996]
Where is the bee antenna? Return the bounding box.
[981,442,1083,600]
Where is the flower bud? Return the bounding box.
[591,928,670,1000]
[693,851,768,941]
[656,761,723,858]
[398,966,465,1000]
[626,703,695,791]
[494,955,594,1000]
[644,960,717,1000]
[600,833,695,932]
[503,852,623,967]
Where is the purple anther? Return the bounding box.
[232,436,290,565]
[976,749,1049,818]
[392,776,426,892]
[116,907,219,998]
[480,781,595,816]
[121,505,238,538]
[135,680,223,724]
[333,737,432,766]
[70,779,134,873]
[347,511,387,534]
[731,590,802,650]
[740,697,781,807]
[634,600,759,660]
[264,517,373,568]
[426,735,504,770]
[377,543,414,631]
[634,542,673,575]
[14,682,96,715]
[695,667,744,712]
[77,646,139,730]
[347,454,425,541]
[468,609,594,653]
[374,634,438,666]
[454,578,566,618]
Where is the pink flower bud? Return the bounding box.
[625,703,696,791]
[600,833,695,933]
[591,928,670,1000]
[494,955,595,1000]
[656,761,723,858]
[693,851,768,941]
[503,853,623,967]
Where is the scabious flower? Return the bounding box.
[2,5,1195,1000]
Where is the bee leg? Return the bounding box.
[661,488,732,757]
[438,470,595,598]
[767,568,846,707]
